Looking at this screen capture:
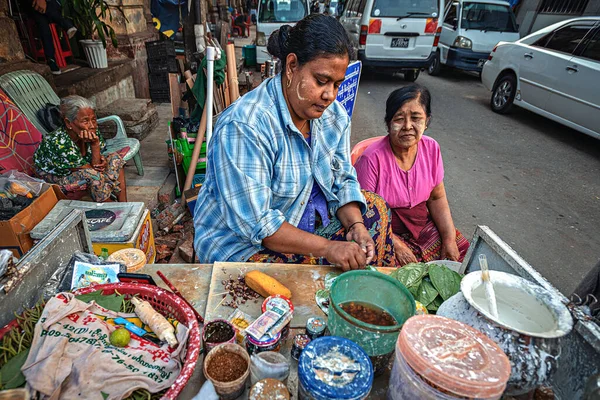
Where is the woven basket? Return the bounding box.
[0,283,201,399]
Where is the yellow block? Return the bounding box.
[92,209,156,264]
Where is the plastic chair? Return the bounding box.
[231,15,244,37]
[49,24,74,68]
[0,70,144,176]
[351,136,384,165]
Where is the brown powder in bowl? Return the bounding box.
[206,351,248,382]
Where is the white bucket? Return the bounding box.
[80,40,108,68]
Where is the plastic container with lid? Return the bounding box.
[298,336,373,400]
[389,315,511,400]
[262,294,294,339]
[107,248,146,272]
[246,331,282,355]
[249,378,290,400]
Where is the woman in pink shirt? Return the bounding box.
[355,85,469,267]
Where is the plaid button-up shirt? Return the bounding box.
[193,74,366,263]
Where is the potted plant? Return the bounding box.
[62,0,126,68]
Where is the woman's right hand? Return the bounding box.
[78,129,100,144]
[393,236,417,267]
[324,240,367,271]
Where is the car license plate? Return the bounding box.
[477,58,487,68]
[391,38,409,48]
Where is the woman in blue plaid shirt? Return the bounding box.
[194,14,395,269]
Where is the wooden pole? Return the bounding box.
[225,43,240,102]
[181,105,208,201]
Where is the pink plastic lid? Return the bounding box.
[398,315,511,399]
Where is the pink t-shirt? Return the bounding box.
[355,135,444,209]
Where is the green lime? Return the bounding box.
[110,328,131,347]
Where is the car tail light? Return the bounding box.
[488,45,498,60]
[368,19,381,34]
[425,18,438,34]
[433,26,442,47]
[359,25,368,46]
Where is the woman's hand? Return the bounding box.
[345,223,374,265]
[393,235,417,267]
[441,240,460,261]
[93,156,107,172]
[324,241,367,271]
[78,129,100,144]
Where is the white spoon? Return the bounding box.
[479,254,499,320]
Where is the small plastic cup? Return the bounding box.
[202,319,236,354]
[203,343,250,400]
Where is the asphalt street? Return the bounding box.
[350,68,600,296]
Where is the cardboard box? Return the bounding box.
[91,209,156,264]
[0,184,63,257]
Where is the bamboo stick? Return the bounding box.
[225,43,240,102]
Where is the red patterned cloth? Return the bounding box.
[397,219,470,263]
[0,89,42,175]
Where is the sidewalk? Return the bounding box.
[124,28,259,209]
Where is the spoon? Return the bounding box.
[479,254,499,319]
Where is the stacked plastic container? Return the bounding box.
[146,40,177,103]
[389,315,511,400]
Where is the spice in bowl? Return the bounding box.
[206,351,248,382]
[203,319,236,353]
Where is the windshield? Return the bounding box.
[371,0,438,18]
[259,0,308,22]
[461,3,518,32]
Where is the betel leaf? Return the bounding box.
[427,295,445,313]
[75,291,124,312]
[416,278,439,307]
[315,289,330,316]
[0,348,29,389]
[391,263,427,290]
[428,264,462,301]
[324,272,341,290]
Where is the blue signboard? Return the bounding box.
[336,60,362,119]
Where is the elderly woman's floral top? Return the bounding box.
[34,127,106,176]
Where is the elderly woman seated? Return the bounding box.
[355,84,469,267]
[34,95,128,202]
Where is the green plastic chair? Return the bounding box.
[0,70,144,176]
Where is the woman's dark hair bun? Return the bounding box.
[267,25,291,60]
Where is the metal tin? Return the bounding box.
[291,334,311,361]
[306,316,326,340]
[298,336,373,400]
[246,331,282,355]
[262,295,294,340]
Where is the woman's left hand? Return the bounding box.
[346,223,375,265]
[93,156,107,172]
[441,241,460,261]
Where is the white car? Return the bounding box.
[481,17,600,140]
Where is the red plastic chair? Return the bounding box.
[231,16,244,37]
[351,136,384,165]
[25,20,73,67]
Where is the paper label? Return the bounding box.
[71,261,120,290]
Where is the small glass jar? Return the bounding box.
[245,331,282,355]
[306,316,326,340]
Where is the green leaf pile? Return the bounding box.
[389,263,463,313]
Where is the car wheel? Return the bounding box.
[404,69,420,82]
[427,51,442,76]
[491,74,516,114]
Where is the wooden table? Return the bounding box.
[139,263,391,399]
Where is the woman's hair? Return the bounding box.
[384,84,432,126]
[60,95,95,122]
[267,14,353,69]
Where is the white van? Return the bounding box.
[256,0,310,65]
[339,0,444,81]
[428,0,519,75]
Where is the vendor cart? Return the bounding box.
[1,220,598,399]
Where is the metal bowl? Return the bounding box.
[461,270,573,338]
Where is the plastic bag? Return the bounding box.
[43,251,127,299]
[1,170,45,197]
[250,351,290,386]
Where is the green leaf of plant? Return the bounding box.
[76,291,123,312]
[0,348,29,389]
[416,279,439,307]
[426,295,445,313]
[429,264,462,300]
[393,263,427,289]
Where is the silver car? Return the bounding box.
[481,17,600,140]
